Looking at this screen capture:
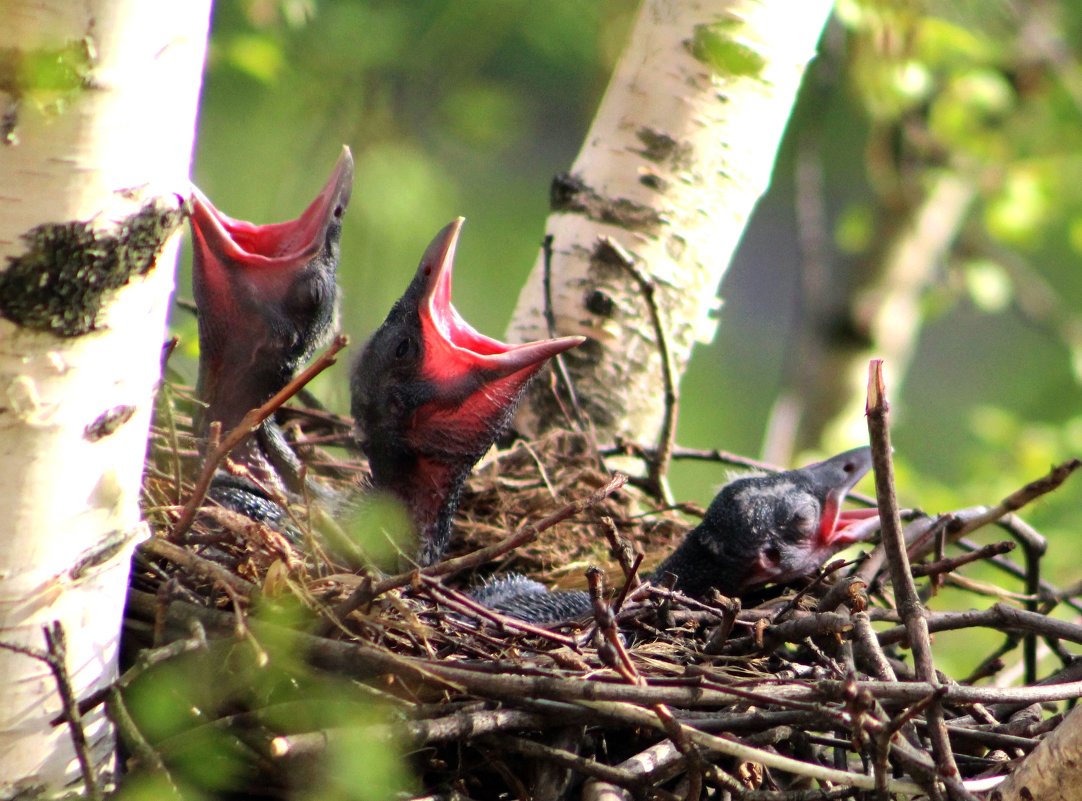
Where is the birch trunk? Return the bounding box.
[0,2,210,795]
[507,0,835,445]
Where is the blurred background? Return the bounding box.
[173,1,1081,600]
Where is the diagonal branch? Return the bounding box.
[171,334,348,540]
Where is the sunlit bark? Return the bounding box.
[0,1,209,793]
[507,0,835,448]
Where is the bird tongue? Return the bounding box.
[827,508,882,547]
[417,217,585,400]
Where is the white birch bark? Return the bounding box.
[0,2,210,795]
[507,0,835,444]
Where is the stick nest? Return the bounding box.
[128,379,1082,801]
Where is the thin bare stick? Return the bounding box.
[53,620,208,725]
[587,568,703,801]
[540,233,589,433]
[872,603,1082,646]
[139,537,258,599]
[579,699,931,796]
[865,359,970,801]
[107,687,177,789]
[599,235,677,505]
[504,734,680,798]
[20,623,103,801]
[946,460,1079,541]
[910,541,1016,578]
[172,334,348,540]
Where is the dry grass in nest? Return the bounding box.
[453,429,688,588]
[124,376,1082,801]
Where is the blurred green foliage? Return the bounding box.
[161,2,1082,778]
[118,592,411,799]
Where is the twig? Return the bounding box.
[872,603,1082,647]
[598,235,677,505]
[910,541,1015,578]
[493,734,679,800]
[578,699,931,796]
[587,568,703,801]
[107,686,176,789]
[139,537,258,599]
[604,442,779,472]
[171,334,348,540]
[582,740,687,801]
[2,623,106,801]
[945,461,1080,543]
[601,514,642,590]
[53,620,208,724]
[865,359,969,801]
[540,233,589,434]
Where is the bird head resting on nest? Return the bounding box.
[480,447,880,623]
[652,446,880,598]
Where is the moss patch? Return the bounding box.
[0,39,96,143]
[0,198,186,337]
[688,20,766,80]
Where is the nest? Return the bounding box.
[126,368,1082,801]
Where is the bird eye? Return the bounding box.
[395,337,411,358]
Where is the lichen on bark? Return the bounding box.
[0,198,185,336]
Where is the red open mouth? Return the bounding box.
[811,447,878,549]
[416,217,585,387]
[190,146,353,272]
[824,507,881,548]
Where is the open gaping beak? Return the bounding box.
[808,446,879,549]
[415,217,585,392]
[190,146,354,275]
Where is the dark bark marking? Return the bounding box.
[84,405,136,441]
[585,289,615,318]
[548,172,664,233]
[635,128,678,162]
[0,198,186,337]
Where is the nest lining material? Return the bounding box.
[127,385,1082,800]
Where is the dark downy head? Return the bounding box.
[655,446,879,598]
[191,147,354,491]
[351,218,585,565]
